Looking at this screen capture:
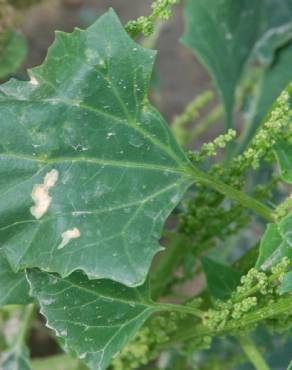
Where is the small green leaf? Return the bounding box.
[0,250,32,306]
[244,45,292,144]
[27,270,158,370]
[0,30,27,79]
[182,0,262,128]
[201,257,241,300]
[275,140,292,184]
[287,360,292,370]
[0,345,32,370]
[256,214,292,270]
[279,272,292,294]
[0,10,193,286]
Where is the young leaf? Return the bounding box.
[0,9,193,287]
[279,272,292,294]
[27,270,158,370]
[275,140,292,184]
[182,0,262,128]
[242,45,292,146]
[201,257,241,300]
[0,345,32,370]
[256,215,292,270]
[0,250,32,307]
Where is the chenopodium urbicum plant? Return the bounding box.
[0,1,292,370]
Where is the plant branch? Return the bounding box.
[238,336,270,370]
[164,295,292,346]
[154,301,204,318]
[189,169,276,223]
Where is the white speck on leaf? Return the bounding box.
[30,169,59,219]
[29,76,39,86]
[58,228,81,250]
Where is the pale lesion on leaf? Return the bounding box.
[58,227,81,250]
[30,169,59,219]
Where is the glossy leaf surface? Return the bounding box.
[27,270,157,370]
[0,10,193,286]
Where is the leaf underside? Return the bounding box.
[182,0,262,128]
[27,269,156,370]
[0,9,193,287]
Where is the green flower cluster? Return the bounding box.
[233,89,291,171]
[203,258,291,331]
[191,129,237,163]
[110,315,177,370]
[125,0,180,37]
[180,88,291,248]
[276,192,292,219]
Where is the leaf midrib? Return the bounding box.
[0,153,192,176]
[32,272,156,310]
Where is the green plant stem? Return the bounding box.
[155,302,204,318]
[164,295,292,346]
[15,304,35,348]
[238,336,270,370]
[190,169,275,223]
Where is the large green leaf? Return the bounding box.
[0,30,27,79]
[275,140,292,184]
[0,345,32,370]
[0,10,193,287]
[256,215,292,270]
[0,250,32,306]
[182,0,262,128]
[201,257,241,300]
[27,270,158,370]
